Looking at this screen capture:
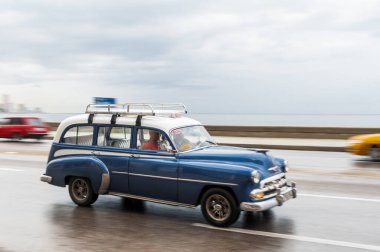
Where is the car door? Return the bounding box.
[8,118,23,138]
[94,125,133,193]
[128,127,178,202]
[0,118,7,137]
[0,118,12,138]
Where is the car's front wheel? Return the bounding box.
[370,146,380,161]
[68,177,98,206]
[200,188,240,227]
[12,133,22,141]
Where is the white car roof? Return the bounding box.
[53,114,202,142]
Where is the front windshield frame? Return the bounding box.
[169,125,216,152]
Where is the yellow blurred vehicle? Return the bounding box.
[347,134,380,160]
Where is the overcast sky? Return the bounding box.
[0,0,379,114]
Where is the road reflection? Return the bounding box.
[47,197,291,251]
[352,158,380,168]
[241,210,295,235]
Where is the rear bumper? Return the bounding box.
[240,183,297,212]
[40,175,52,183]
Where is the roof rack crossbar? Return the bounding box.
[85,103,187,116]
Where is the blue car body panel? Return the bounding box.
[45,155,109,193]
[44,125,290,207]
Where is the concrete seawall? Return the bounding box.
[46,123,380,152]
[205,125,380,139]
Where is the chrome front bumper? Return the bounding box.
[240,182,297,212]
[40,175,52,183]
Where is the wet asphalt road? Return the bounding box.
[1,140,380,252]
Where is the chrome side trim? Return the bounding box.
[113,172,238,186]
[54,149,95,158]
[111,171,129,175]
[135,154,176,159]
[40,175,52,183]
[53,149,176,159]
[109,192,196,208]
[179,178,238,187]
[98,173,110,194]
[129,172,177,181]
[98,151,134,157]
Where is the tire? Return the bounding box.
[370,146,380,161]
[200,188,240,227]
[89,193,99,205]
[12,133,22,141]
[68,177,98,206]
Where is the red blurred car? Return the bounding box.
[0,116,49,140]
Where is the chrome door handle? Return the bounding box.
[131,154,140,158]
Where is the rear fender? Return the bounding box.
[45,156,110,194]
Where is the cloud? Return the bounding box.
[0,0,380,113]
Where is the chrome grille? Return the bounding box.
[263,177,287,191]
[250,173,290,200]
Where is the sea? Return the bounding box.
[1,113,380,128]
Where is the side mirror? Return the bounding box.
[160,142,177,154]
[165,145,177,154]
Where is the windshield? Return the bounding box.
[169,125,216,152]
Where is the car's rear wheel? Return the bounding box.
[68,177,98,206]
[200,188,240,227]
[370,146,380,161]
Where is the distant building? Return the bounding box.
[18,104,27,113]
[2,94,10,112]
[0,94,42,113]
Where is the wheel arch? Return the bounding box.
[196,185,238,206]
[45,156,110,194]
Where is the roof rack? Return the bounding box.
[85,103,187,116]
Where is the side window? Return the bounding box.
[97,126,131,149]
[10,118,23,125]
[137,128,172,152]
[61,126,94,146]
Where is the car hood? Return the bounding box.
[178,145,284,175]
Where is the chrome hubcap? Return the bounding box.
[72,179,88,200]
[206,194,231,222]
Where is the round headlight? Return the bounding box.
[251,170,261,183]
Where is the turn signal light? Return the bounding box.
[254,192,265,199]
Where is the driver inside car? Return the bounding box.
[141,130,161,150]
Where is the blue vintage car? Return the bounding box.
[41,103,296,227]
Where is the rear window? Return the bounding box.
[61,126,94,146]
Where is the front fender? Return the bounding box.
[178,160,254,205]
[45,156,110,194]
